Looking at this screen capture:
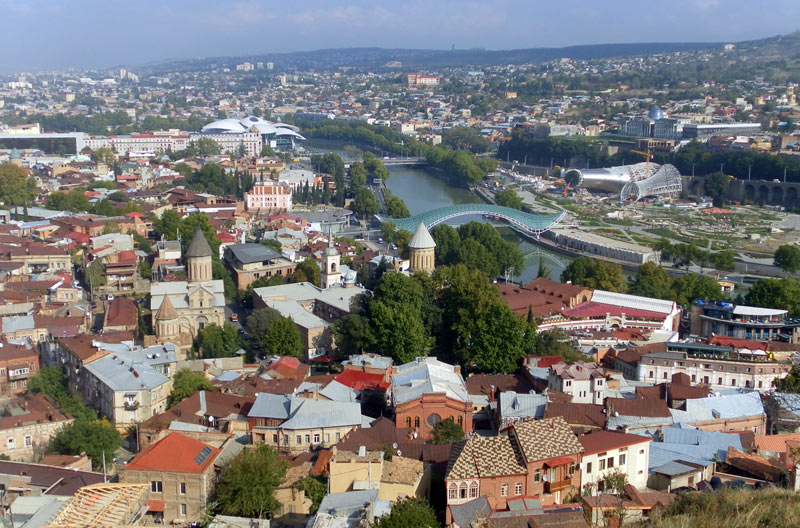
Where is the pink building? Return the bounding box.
[245,182,293,212]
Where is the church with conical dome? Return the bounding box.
[408,221,436,274]
[148,227,226,357]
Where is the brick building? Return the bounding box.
[392,357,472,440]
[445,417,583,525]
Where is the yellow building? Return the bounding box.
[408,222,436,274]
[328,448,430,502]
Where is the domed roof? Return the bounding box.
[185,227,213,258]
[199,116,304,139]
[648,107,665,121]
[201,118,246,133]
[408,222,436,249]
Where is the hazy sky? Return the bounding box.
[3,0,799,72]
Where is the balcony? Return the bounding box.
[124,400,139,410]
[545,479,572,493]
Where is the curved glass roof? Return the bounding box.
[377,204,566,236]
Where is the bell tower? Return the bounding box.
[185,227,213,283]
[320,232,341,289]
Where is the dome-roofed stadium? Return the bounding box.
[201,116,305,149]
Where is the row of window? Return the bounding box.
[6,435,33,450]
[646,359,778,374]
[151,480,186,495]
[271,432,341,445]
[586,450,635,474]
[648,370,767,388]
[405,415,464,429]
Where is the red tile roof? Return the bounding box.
[578,430,651,456]
[126,432,220,474]
[334,370,389,392]
[562,302,666,320]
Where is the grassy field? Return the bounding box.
[638,489,800,528]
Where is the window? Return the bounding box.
[607,457,614,468]
[619,454,626,465]
[414,417,420,428]
[406,417,411,428]
[718,377,723,385]
[469,482,479,498]
[586,462,592,474]
[459,483,467,499]
[457,416,463,428]
[304,434,310,444]
[273,434,278,443]
[325,433,330,443]
[151,481,163,493]
[501,484,508,496]
[565,380,572,387]
[639,449,645,455]
[596,379,603,386]
[24,435,31,448]
[691,374,696,382]
[569,463,576,475]
[731,379,736,387]
[296,435,302,445]
[335,432,341,441]
[180,504,187,517]
[6,438,14,451]
[313,433,321,444]
[534,469,541,482]
[663,373,668,379]
[180,482,186,495]
[514,483,523,496]
[649,371,654,378]
[619,447,628,452]
[599,459,606,470]
[449,483,458,500]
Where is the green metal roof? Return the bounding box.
[377,204,566,236]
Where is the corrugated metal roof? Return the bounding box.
[281,398,362,429]
[498,391,547,419]
[392,357,469,404]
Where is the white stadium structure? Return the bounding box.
[200,116,306,150]
[563,162,683,203]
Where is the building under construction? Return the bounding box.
[563,162,683,202]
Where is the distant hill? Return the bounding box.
[135,42,723,75]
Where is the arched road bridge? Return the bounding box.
[376,204,567,237]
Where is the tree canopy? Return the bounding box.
[194,323,242,359]
[48,419,121,470]
[774,245,800,275]
[260,316,304,359]
[168,369,214,408]
[0,163,36,207]
[494,189,524,210]
[431,417,465,445]
[561,257,626,292]
[369,497,439,528]
[214,444,288,518]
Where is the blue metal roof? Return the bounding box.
[377,204,566,236]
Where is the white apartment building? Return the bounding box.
[579,431,651,494]
[548,361,606,404]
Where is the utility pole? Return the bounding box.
[692,164,695,177]
[748,165,752,181]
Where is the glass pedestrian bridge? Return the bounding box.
[377,204,567,237]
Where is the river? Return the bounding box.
[305,140,567,282]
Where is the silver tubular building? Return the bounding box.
[563,162,682,202]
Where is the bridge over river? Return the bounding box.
[376,204,567,237]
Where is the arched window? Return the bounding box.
[469,482,479,498]
[457,416,463,428]
[514,482,523,496]
[406,417,411,428]
[414,417,420,428]
[501,484,508,497]
[448,483,458,500]
[459,482,467,499]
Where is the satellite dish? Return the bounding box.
[543,475,550,482]
[392,443,398,449]
[396,450,402,457]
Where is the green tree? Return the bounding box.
[431,417,465,445]
[369,301,431,364]
[628,262,675,300]
[333,314,374,356]
[495,189,524,210]
[215,444,288,518]
[370,497,438,528]
[260,316,304,359]
[746,277,800,317]
[92,199,118,217]
[561,257,626,292]
[380,221,396,243]
[290,258,321,287]
[84,260,106,289]
[137,260,152,279]
[0,163,36,207]
[167,369,214,408]
[247,307,282,344]
[48,419,121,471]
[92,146,117,166]
[28,366,67,399]
[710,250,736,271]
[352,187,379,218]
[385,193,411,218]
[133,232,153,254]
[294,477,326,514]
[192,137,221,156]
[703,171,729,206]
[536,329,585,363]
[775,245,800,275]
[154,209,181,239]
[673,273,723,305]
[261,238,282,252]
[195,323,242,359]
